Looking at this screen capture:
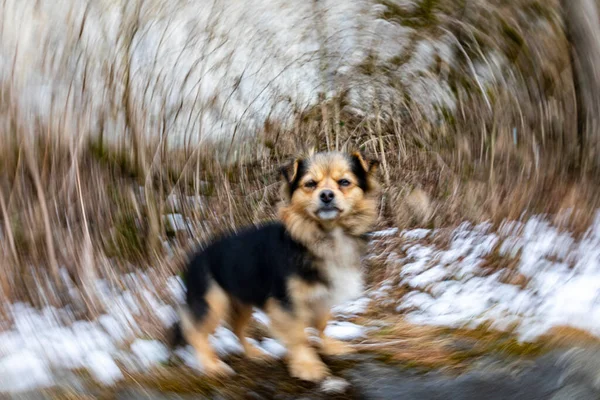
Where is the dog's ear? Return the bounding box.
[280,158,300,184]
[351,151,379,175]
[350,151,380,193]
[279,157,306,196]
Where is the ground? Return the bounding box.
[2,0,600,398]
[11,339,600,399]
[2,220,600,398]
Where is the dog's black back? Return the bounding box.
[184,222,326,321]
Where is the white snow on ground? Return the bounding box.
[255,338,288,358]
[0,274,181,391]
[385,213,600,341]
[2,213,600,393]
[85,351,124,385]
[325,321,368,341]
[332,297,371,317]
[0,351,54,392]
[0,272,366,393]
[130,339,170,369]
[369,228,399,238]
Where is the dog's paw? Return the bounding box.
[203,359,234,377]
[245,344,275,362]
[289,358,330,382]
[320,337,356,356]
[288,348,330,382]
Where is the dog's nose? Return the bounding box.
[320,190,335,203]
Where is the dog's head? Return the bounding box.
[279,151,379,232]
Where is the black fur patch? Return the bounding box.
[167,320,186,349]
[182,222,327,321]
[281,160,307,197]
[350,154,369,192]
[287,159,306,197]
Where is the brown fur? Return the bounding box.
[228,298,269,359]
[180,284,231,375]
[279,151,379,252]
[181,151,379,382]
[265,298,330,381]
[274,151,379,380]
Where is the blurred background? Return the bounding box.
[1,0,600,398]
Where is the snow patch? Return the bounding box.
[392,214,600,341]
[257,338,287,358]
[0,351,53,392]
[325,321,367,341]
[85,351,123,385]
[332,297,371,317]
[131,339,169,369]
[370,228,399,237]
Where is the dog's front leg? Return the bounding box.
[313,306,356,356]
[265,299,330,382]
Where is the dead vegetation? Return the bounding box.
[0,0,599,378]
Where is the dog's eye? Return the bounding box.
[338,179,351,187]
[304,180,317,189]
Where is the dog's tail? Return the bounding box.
[166,304,194,349]
[167,257,210,350]
[167,269,191,349]
[166,320,187,349]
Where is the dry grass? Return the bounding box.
[539,325,600,348]
[0,0,599,350]
[352,318,461,369]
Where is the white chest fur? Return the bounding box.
[320,228,365,306]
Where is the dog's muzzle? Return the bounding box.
[317,190,340,220]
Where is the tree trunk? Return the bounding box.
[563,0,600,171]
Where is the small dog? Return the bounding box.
[177,151,379,382]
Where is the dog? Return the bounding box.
[176,151,379,382]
